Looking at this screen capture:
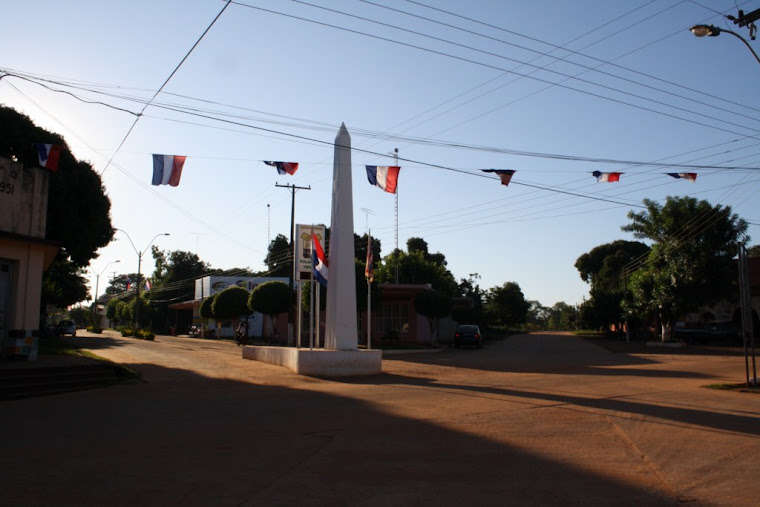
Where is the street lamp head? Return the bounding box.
[690,24,721,37]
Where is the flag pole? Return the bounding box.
[310,232,314,350]
[367,229,372,350]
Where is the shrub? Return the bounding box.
[120,328,135,337]
[86,325,102,334]
[138,330,155,341]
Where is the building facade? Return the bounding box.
[0,157,58,358]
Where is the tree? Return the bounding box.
[575,240,650,330]
[525,300,550,330]
[249,281,290,340]
[0,107,114,309]
[264,234,292,277]
[413,290,451,345]
[484,282,529,328]
[622,196,748,340]
[458,273,485,309]
[376,250,457,295]
[548,302,578,330]
[199,295,217,338]
[211,286,250,333]
[149,247,213,333]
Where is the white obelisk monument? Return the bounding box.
[325,123,358,350]
[242,123,381,375]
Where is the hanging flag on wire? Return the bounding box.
[365,232,374,283]
[312,233,328,287]
[126,277,133,291]
[144,279,152,291]
[152,155,186,186]
[366,166,400,194]
[263,161,299,175]
[35,143,62,171]
[592,171,623,183]
[666,173,697,182]
[481,169,516,186]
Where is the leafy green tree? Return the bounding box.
[249,281,290,340]
[106,298,120,324]
[413,290,451,345]
[68,306,90,328]
[149,247,213,333]
[114,300,131,326]
[458,273,485,309]
[198,294,217,338]
[525,300,550,330]
[130,295,152,329]
[748,245,760,258]
[575,240,650,330]
[0,107,114,310]
[264,234,292,277]
[211,286,250,332]
[548,302,578,330]
[376,250,457,295]
[622,196,748,340]
[484,282,529,328]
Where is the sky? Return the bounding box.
[2,0,759,308]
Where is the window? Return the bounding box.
[377,302,408,338]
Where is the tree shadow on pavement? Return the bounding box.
[0,362,684,506]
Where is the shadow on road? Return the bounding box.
[0,362,681,506]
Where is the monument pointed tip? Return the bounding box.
[336,122,350,143]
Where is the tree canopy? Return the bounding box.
[575,240,650,329]
[621,196,748,335]
[484,282,529,328]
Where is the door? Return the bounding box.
[0,261,11,346]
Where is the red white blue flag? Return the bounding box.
[264,161,299,175]
[365,232,374,283]
[481,169,516,186]
[667,173,697,182]
[35,143,62,171]
[366,166,400,194]
[152,155,186,186]
[592,171,622,183]
[312,233,328,287]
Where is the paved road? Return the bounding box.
[2,331,759,506]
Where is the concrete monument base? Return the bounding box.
[242,346,382,377]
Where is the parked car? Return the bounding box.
[673,321,738,344]
[454,324,483,348]
[56,319,77,337]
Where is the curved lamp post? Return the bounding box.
[690,25,760,65]
[116,229,170,329]
[93,259,120,316]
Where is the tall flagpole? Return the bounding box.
[367,229,372,350]
[393,148,399,283]
[310,237,315,351]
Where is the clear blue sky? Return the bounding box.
[2,0,759,308]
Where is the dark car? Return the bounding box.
[454,324,483,348]
[674,321,739,344]
[57,319,77,337]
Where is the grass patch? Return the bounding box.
[37,336,141,381]
[704,383,760,394]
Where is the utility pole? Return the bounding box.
[275,182,311,344]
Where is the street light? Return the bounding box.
[93,259,120,317]
[116,229,170,329]
[689,25,760,65]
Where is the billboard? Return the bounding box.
[295,224,326,281]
